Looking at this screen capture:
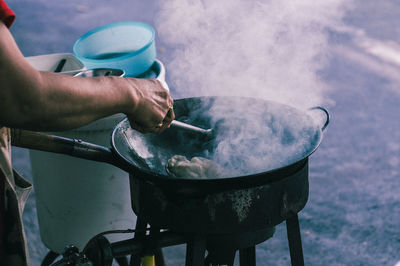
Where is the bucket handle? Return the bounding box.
[308,106,330,132]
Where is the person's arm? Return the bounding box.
[0,22,174,132]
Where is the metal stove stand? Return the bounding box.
[45,213,305,266]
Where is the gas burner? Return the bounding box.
[47,214,304,266]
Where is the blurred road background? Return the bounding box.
[7,0,400,265]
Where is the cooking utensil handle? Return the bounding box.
[309,106,329,131]
[54,58,66,73]
[170,120,212,136]
[10,129,121,167]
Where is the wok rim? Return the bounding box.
[110,96,325,189]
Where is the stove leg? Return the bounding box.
[185,235,207,266]
[115,256,129,266]
[154,246,165,266]
[286,214,304,266]
[130,216,148,266]
[41,250,60,266]
[150,227,165,266]
[239,246,256,266]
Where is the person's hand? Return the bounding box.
[124,78,175,133]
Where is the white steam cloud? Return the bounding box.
[156,0,352,109]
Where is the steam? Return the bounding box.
[156,0,352,109]
[201,98,320,176]
[149,0,352,177]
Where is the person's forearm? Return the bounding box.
[1,61,136,131]
[24,72,134,130]
[0,22,137,131]
[0,21,174,133]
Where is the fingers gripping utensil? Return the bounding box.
[157,72,214,139]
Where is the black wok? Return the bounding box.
[11,96,329,197]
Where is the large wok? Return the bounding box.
[12,96,328,235]
[12,96,328,195]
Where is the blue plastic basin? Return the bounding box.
[73,22,156,77]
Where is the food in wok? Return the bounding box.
[167,155,225,179]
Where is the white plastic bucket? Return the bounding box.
[29,114,133,253]
[28,57,166,253]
